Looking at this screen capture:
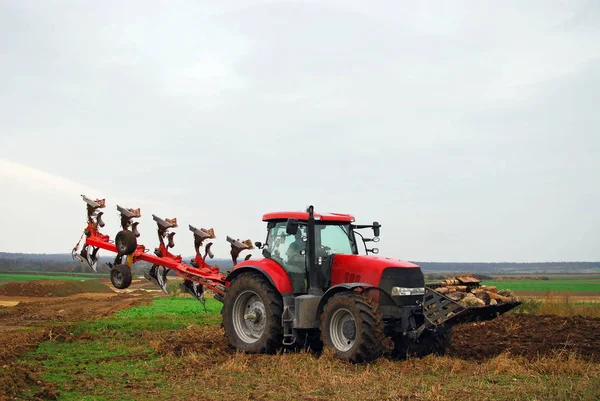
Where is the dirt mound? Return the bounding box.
[448,314,600,362]
[0,294,150,329]
[0,280,113,297]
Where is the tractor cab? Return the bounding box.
[259,210,380,294]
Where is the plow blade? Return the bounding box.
[144,265,170,294]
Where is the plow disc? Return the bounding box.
[71,195,254,302]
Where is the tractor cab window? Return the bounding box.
[266,222,307,293]
[265,221,357,294]
[316,224,356,255]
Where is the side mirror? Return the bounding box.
[373,221,381,237]
[286,218,299,235]
[367,247,379,254]
[254,241,263,249]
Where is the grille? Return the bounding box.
[379,267,424,293]
[379,267,424,306]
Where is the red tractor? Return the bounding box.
[73,197,519,362]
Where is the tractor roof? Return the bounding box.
[262,211,355,223]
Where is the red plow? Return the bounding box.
[72,195,253,303]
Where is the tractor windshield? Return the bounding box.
[316,224,357,255]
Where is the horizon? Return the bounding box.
[1,251,599,264]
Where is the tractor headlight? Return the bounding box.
[391,287,425,296]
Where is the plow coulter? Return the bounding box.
[72,196,520,363]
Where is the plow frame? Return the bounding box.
[73,196,246,298]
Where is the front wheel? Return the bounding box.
[222,273,283,354]
[110,264,132,289]
[320,292,385,363]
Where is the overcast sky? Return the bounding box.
[1,0,599,262]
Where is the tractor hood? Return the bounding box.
[330,254,420,288]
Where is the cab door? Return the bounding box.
[265,222,307,293]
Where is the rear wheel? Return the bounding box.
[115,230,137,255]
[320,292,384,363]
[223,273,283,353]
[393,327,452,358]
[110,264,132,289]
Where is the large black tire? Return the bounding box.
[222,273,283,354]
[110,264,133,289]
[393,327,452,359]
[115,230,137,255]
[320,292,385,363]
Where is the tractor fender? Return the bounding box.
[316,283,377,318]
[226,261,293,295]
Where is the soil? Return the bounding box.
[1,279,600,400]
[150,314,600,364]
[448,314,600,362]
[0,280,113,298]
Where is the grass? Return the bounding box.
[0,273,98,284]
[513,296,600,318]
[75,297,222,335]
[483,278,600,293]
[1,270,108,277]
[26,339,161,401]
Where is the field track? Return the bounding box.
[1,280,599,400]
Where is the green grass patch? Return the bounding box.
[483,278,600,293]
[19,297,221,400]
[0,273,98,284]
[76,297,222,335]
[28,337,161,400]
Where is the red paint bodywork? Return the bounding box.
[262,211,354,223]
[330,255,419,287]
[233,259,294,293]
[230,255,419,294]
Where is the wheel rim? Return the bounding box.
[112,270,123,287]
[329,308,356,352]
[117,238,128,253]
[232,290,267,344]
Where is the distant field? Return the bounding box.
[0,271,107,277]
[0,273,98,284]
[483,278,600,293]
